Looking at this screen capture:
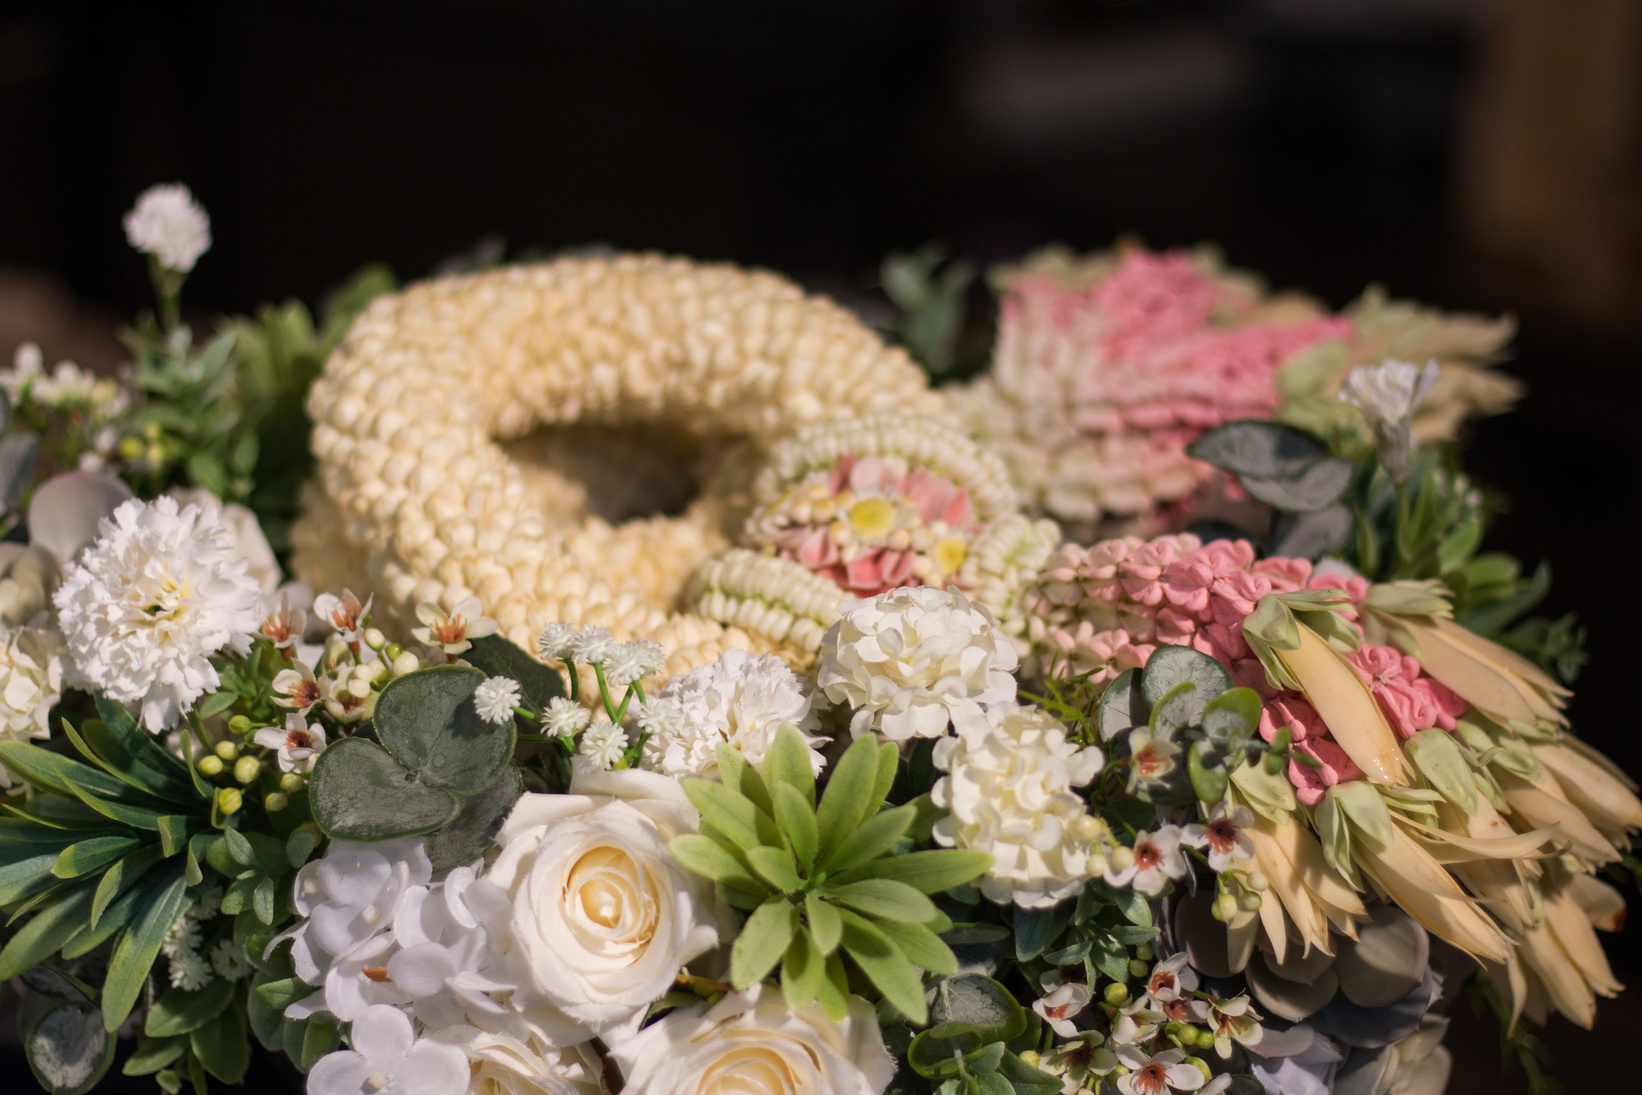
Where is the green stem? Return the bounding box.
[592,662,619,724]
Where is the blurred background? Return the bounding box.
[1,1,1639,1091]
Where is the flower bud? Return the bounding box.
[383,643,404,663]
[1212,893,1239,922]
[264,792,290,813]
[363,627,387,651]
[117,436,144,461]
[1195,1030,1216,1051]
[1070,814,1106,844]
[1135,943,1155,961]
[279,772,306,793]
[233,756,262,784]
[1185,1054,1213,1078]
[1109,845,1136,872]
[1128,959,1149,979]
[197,754,224,777]
[215,787,243,815]
[1239,891,1263,912]
[214,740,240,762]
[1103,983,1130,1006]
[228,715,252,736]
[347,677,373,700]
[392,651,420,677]
[1246,871,1268,892]
[1018,1051,1041,1069]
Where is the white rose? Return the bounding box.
[608,983,896,1095]
[818,586,1018,741]
[466,772,725,1041]
[428,1025,605,1095]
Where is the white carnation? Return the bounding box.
[1337,358,1439,428]
[0,625,66,779]
[167,488,280,596]
[123,183,211,273]
[931,703,1108,909]
[608,983,896,1095]
[53,497,263,732]
[643,648,825,781]
[819,585,1018,741]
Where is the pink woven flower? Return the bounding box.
[1289,737,1365,806]
[1347,644,1469,736]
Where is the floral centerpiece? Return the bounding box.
[0,187,1627,1095]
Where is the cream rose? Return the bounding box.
[608,983,896,1095]
[466,769,725,1041]
[429,1025,605,1095]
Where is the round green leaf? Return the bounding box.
[374,665,514,794]
[1140,645,1232,710]
[308,738,461,842]
[424,766,525,873]
[21,993,114,1095]
[1186,420,1324,479]
[1241,458,1354,513]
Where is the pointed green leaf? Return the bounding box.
[0,742,169,808]
[51,836,141,879]
[746,846,802,894]
[66,871,155,959]
[872,741,899,811]
[301,1018,338,1069]
[145,977,235,1038]
[782,929,827,1011]
[91,696,200,803]
[874,919,959,975]
[730,898,798,989]
[716,745,774,816]
[0,882,95,979]
[0,850,69,907]
[189,1005,250,1083]
[824,803,915,872]
[770,782,819,870]
[763,723,817,805]
[817,951,850,1022]
[683,779,778,853]
[820,878,938,924]
[829,849,992,893]
[155,816,195,858]
[91,844,164,931]
[668,834,764,891]
[806,893,842,955]
[222,826,255,866]
[285,827,321,871]
[122,1036,187,1077]
[838,907,928,1024]
[102,868,189,1031]
[815,736,882,864]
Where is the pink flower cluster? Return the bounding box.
[751,454,980,597]
[973,250,1351,524]
[1024,533,1470,803]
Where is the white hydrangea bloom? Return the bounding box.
[307,1005,468,1095]
[643,648,825,780]
[123,183,211,272]
[819,586,1018,741]
[931,704,1107,909]
[473,676,522,724]
[53,497,262,731]
[0,626,66,780]
[274,838,433,988]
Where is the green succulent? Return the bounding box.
[668,726,992,1025]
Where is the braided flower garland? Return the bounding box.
[294,255,947,675]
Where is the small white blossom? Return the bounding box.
[168,947,212,992]
[271,662,322,713]
[819,585,1018,741]
[1337,359,1439,480]
[412,595,497,657]
[602,639,664,686]
[307,1005,468,1095]
[542,695,591,738]
[123,183,211,272]
[569,625,617,664]
[1205,994,1263,1059]
[536,621,578,661]
[642,648,826,781]
[1033,972,1094,1038]
[1126,728,1181,792]
[210,940,252,981]
[254,713,328,774]
[1183,803,1255,873]
[579,720,628,770]
[161,914,202,959]
[1114,1045,1207,1095]
[473,676,522,724]
[193,881,224,919]
[313,589,371,645]
[931,703,1108,908]
[53,497,262,732]
[1105,827,1190,897]
[633,696,681,738]
[1141,953,1201,1011]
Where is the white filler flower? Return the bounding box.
[1337,358,1439,481]
[608,982,896,1095]
[644,648,825,780]
[54,497,262,731]
[307,1004,468,1095]
[819,586,1019,740]
[123,183,212,273]
[473,676,522,724]
[931,704,1108,908]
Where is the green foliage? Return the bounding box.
[462,634,566,713]
[1187,420,1355,559]
[1467,969,1562,1095]
[17,974,115,1095]
[307,665,518,842]
[880,245,979,379]
[668,727,990,1024]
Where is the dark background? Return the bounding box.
[1,1,1640,1092]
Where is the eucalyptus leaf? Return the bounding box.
[20,991,114,1095]
[461,634,565,713]
[1140,646,1231,710]
[1096,668,1149,741]
[1187,420,1325,479]
[424,765,524,873]
[1242,458,1355,513]
[306,738,461,842]
[1270,504,1354,560]
[374,665,514,794]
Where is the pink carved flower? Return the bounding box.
[1260,695,1324,744]
[1289,737,1365,806]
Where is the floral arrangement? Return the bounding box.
[0,187,1629,1095]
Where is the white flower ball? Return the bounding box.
[931,703,1108,909]
[123,183,211,273]
[0,625,65,770]
[53,497,263,731]
[607,983,896,1095]
[818,586,1018,741]
[644,647,826,780]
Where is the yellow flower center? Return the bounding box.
[847,497,898,540]
[933,537,968,574]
